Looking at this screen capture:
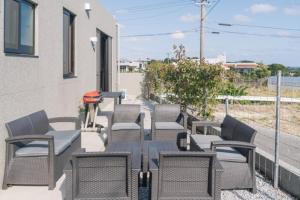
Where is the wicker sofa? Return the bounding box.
[107,104,144,144]
[64,149,137,200]
[3,110,81,190]
[191,115,257,193]
[151,104,188,148]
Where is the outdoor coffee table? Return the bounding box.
[105,141,141,169]
[143,141,179,173]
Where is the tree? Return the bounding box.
[141,61,167,99]
[255,67,271,79]
[173,44,186,61]
[268,63,289,76]
[294,69,300,77]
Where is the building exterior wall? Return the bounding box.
[0,0,117,188]
[119,73,144,99]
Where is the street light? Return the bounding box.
[211,31,220,34]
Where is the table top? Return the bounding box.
[105,142,141,170]
[143,141,179,172]
[102,92,124,98]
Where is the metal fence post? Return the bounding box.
[225,97,229,115]
[274,70,281,188]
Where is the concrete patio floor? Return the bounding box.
[0,97,296,200]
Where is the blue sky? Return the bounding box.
[100,0,300,67]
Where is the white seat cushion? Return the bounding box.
[112,123,140,131]
[155,122,184,130]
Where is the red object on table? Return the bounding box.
[83,90,102,104]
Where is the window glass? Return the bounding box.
[4,0,35,55]
[63,9,75,77]
[4,0,19,50]
[20,1,34,47]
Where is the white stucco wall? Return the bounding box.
[119,73,144,99]
[0,0,117,188]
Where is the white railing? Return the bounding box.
[217,95,300,103]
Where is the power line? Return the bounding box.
[206,26,300,38]
[121,27,300,39]
[217,22,300,32]
[204,0,221,19]
[121,29,199,38]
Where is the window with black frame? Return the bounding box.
[63,9,75,78]
[4,0,35,55]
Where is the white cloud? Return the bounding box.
[284,6,300,16]
[180,13,200,23]
[250,4,277,14]
[171,31,185,39]
[233,14,251,22]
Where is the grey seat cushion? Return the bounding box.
[15,130,79,157]
[216,147,247,163]
[46,130,81,143]
[112,123,140,131]
[155,122,184,130]
[16,139,71,157]
[191,135,223,149]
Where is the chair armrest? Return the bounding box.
[5,135,54,144]
[138,112,145,125]
[48,117,79,124]
[180,112,188,129]
[139,112,145,143]
[192,121,222,134]
[211,141,256,151]
[6,135,55,161]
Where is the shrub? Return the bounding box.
[163,59,224,119]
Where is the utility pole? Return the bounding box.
[116,23,120,91]
[200,0,207,64]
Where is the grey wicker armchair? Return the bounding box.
[149,151,222,200]
[3,110,81,190]
[64,149,135,200]
[151,104,187,147]
[191,115,257,193]
[107,104,144,144]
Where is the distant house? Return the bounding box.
[194,54,258,73]
[119,60,147,72]
[224,63,259,73]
